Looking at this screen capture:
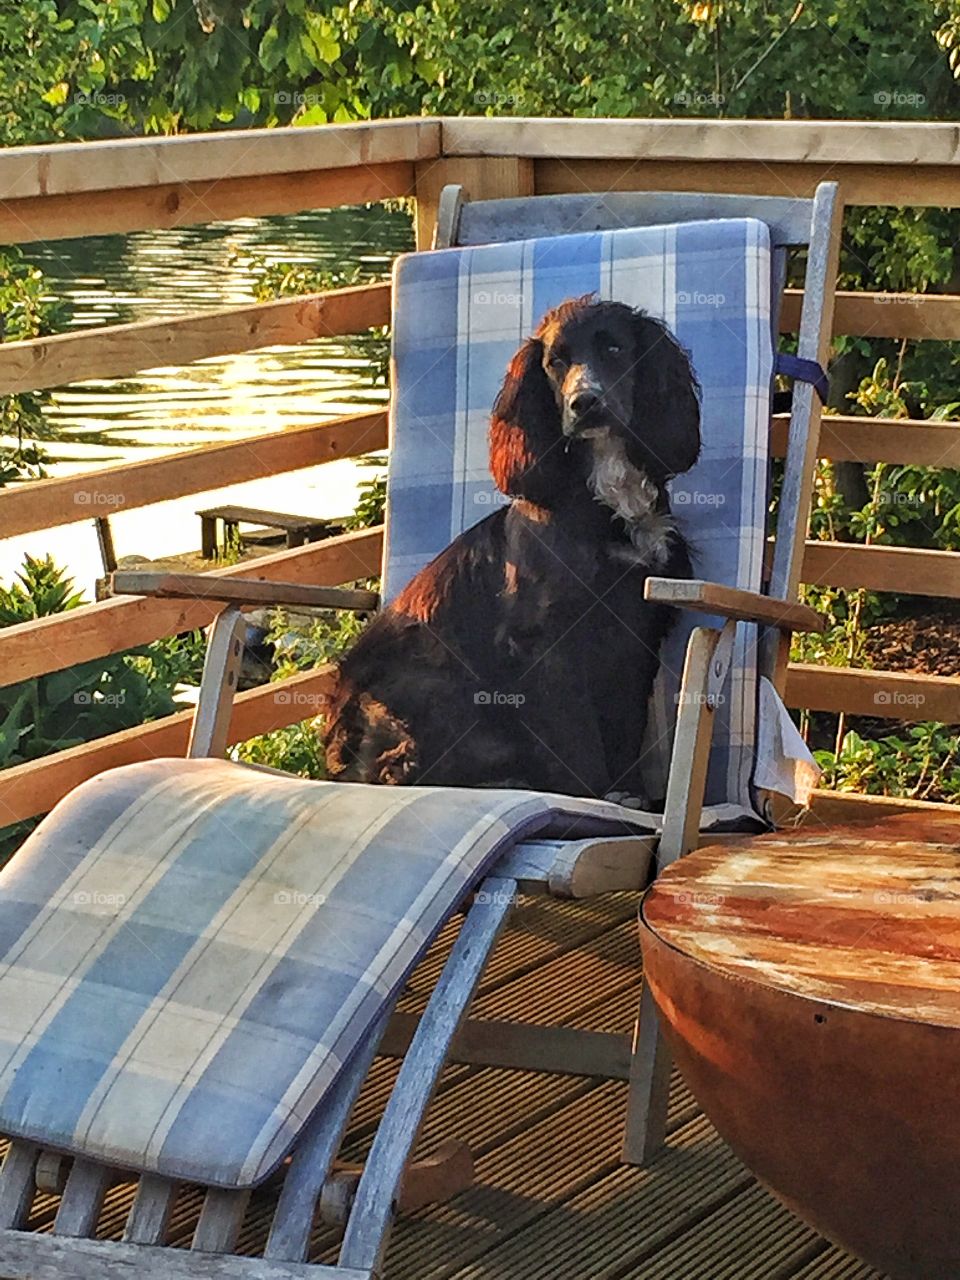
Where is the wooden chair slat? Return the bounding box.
[192,1187,251,1254]
[264,1007,392,1263]
[0,1142,38,1230]
[53,1158,112,1238]
[338,876,515,1276]
[123,1174,179,1245]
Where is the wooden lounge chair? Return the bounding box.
[0,186,840,1279]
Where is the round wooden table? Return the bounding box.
[639,814,960,1280]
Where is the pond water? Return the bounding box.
[0,203,414,595]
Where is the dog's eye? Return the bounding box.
[606,342,621,355]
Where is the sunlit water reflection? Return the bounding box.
[1,203,413,595]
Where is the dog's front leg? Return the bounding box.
[511,646,611,798]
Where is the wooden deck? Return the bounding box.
[19,893,886,1278]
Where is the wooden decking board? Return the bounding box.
[10,902,876,1277]
[788,1248,887,1279]
[469,921,638,1023]
[371,1083,630,1277]
[432,1116,753,1280]
[618,1184,824,1279]
[399,896,637,1015]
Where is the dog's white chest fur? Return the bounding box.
[587,435,676,568]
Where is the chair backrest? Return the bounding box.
[384,186,840,813]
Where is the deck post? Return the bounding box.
[413,156,534,250]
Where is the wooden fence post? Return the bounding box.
[413,156,535,250]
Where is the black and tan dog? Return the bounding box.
[324,296,701,802]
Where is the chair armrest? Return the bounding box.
[644,577,824,633]
[110,571,379,613]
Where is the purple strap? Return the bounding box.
[775,353,829,405]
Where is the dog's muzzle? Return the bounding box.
[562,382,609,437]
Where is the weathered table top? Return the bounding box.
[642,813,960,1029]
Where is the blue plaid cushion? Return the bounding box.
[0,757,644,1188]
[386,219,774,811]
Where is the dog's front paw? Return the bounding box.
[604,789,652,811]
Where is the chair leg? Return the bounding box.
[621,984,672,1165]
[338,875,515,1277]
[622,624,730,1166]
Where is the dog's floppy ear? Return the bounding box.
[630,314,702,481]
[489,337,567,503]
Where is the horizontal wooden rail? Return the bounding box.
[0,161,415,246]
[771,415,960,467]
[786,664,960,723]
[801,541,960,597]
[0,118,439,202]
[807,789,960,825]
[0,283,391,395]
[0,410,387,539]
[533,159,960,208]
[0,665,337,827]
[2,658,953,827]
[781,290,960,341]
[443,118,960,166]
[0,525,383,686]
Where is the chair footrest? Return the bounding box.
[0,1229,372,1280]
[379,1015,633,1080]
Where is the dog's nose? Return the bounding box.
[569,389,599,418]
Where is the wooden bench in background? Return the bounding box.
[197,504,345,557]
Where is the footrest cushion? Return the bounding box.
[0,758,640,1187]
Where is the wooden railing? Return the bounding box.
[1,116,958,827]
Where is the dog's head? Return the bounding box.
[490,297,701,501]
